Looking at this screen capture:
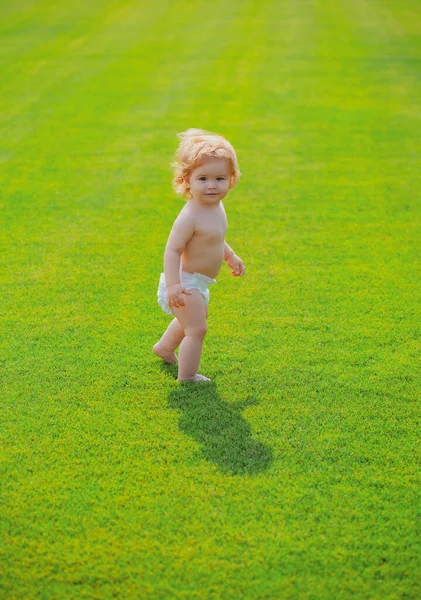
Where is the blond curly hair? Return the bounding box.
[172,128,241,199]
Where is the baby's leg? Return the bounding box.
[173,290,209,381]
[153,318,184,364]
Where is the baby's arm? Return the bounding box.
[224,242,245,277]
[164,214,195,308]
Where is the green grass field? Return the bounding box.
[1,0,420,598]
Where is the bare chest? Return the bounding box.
[194,212,228,243]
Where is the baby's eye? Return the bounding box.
[199,177,207,181]
[217,177,225,181]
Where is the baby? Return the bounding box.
[153,129,245,382]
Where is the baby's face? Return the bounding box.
[187,157,231,206]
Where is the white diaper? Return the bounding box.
[157,271,216,316]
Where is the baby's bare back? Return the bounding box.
[181,203,228,279]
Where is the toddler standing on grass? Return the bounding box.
[153,129,245,382]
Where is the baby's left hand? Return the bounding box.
[227,254,246,277]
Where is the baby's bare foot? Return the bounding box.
[178,374,210,382]
[153,343,178,365]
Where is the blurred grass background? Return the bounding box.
[1,0,420,598]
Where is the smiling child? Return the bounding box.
[153,129,245,381]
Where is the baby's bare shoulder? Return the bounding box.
[174,205,197,228]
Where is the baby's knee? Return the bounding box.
[184,323,208,340]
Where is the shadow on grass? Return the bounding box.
[167,381,273,476]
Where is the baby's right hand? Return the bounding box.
[167,284,192,309]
